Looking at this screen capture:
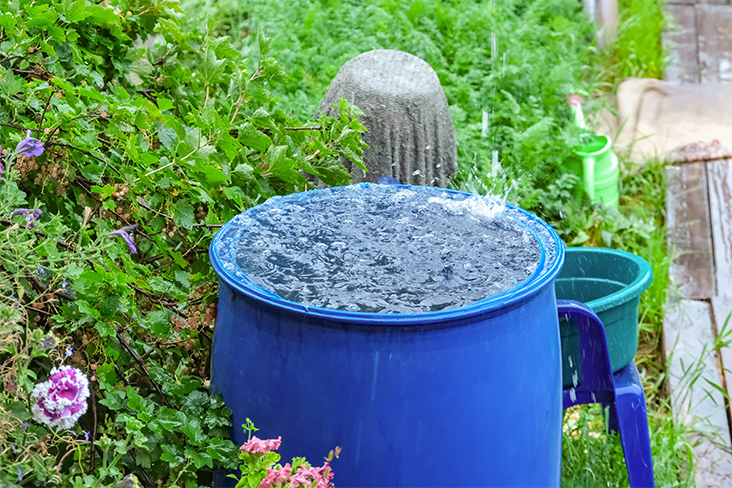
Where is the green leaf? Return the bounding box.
[136,450,152,469]
[101,296,128,317]
[157,124,178,150]
[86,5,119,25]
[601,230,614,247]
[264,145,301,183]
[157,97,174,111]
[79,87,105,102]
[206,438,238,468]
[126,387,146,414]
[91,184,117,199]
[257,27,271,57]
[0,68,23,95]
[199,48,226,86]
[222,186,247,206]
[182,391,209,417]
[0,13,16,31]
[96,362,118,390]
[63,0,91,23]
[197,165,228,185]
[569,231,590,246]
[238,124,271,151]
[160,443,185,468]
[173,199,195,230]
[156,407,185,433]
[27,11,58,28]
[98,390,127,410]
[9,401,32,420]
[76,299,101,319]
[125,56,153,86]
[185,447,213,469]
[180,416,207,445]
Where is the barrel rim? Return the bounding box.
[209,184,566,325]
[561,247,654,313]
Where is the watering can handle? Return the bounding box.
[556,300,614,396]
[582,156,595,201]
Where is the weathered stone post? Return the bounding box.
[316,49,457,187]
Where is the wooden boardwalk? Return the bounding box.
[663,2,732,485]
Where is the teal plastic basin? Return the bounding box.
[555,247,653,388]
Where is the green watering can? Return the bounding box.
[568,96,620,208]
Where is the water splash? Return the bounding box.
[226,185,541,313]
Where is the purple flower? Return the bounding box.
[84,430,90,441]
[106,224,139,254]
[65,346,73,357]
[31,365,90,429]
[17,466,22,482]
[20,422,29,430]
[15,130,45,157]
[11,208,42,229]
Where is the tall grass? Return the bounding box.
[605,0,669,83]
[562,402,695,488]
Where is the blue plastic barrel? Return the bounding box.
[210,184,566,487]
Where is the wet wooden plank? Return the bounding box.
[665,5,700,84]
[666,164,716,299]
[707,159,732,295]
[665,300,732,486]
[712,295,732,424]
[697,5,732,83]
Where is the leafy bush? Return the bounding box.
[186,0,608,201]
[0,0,365,486]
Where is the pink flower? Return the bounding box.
[31,365,90,429]
[257,463,292,488]
[288,463,334,488]
[242,436,282,455]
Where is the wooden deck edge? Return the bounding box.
[664,299,732,486]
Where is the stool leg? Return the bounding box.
[613,363,655,488]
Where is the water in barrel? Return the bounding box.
[230,184,541,313]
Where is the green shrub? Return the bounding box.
[0,0,365,486]
[186,0,608,198]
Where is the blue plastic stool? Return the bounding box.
[559,300,655,488]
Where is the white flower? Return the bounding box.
[31,365,90,429]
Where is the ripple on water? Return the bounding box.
[230,185,542,313]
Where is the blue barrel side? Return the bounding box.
[212,279,562,487]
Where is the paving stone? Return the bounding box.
[666,164,716,299]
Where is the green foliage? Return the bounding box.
[0,0,366,486]
[0,0,681,486]
[562,403,695,488]
[605,0,669,82]
[187,0,608,193]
